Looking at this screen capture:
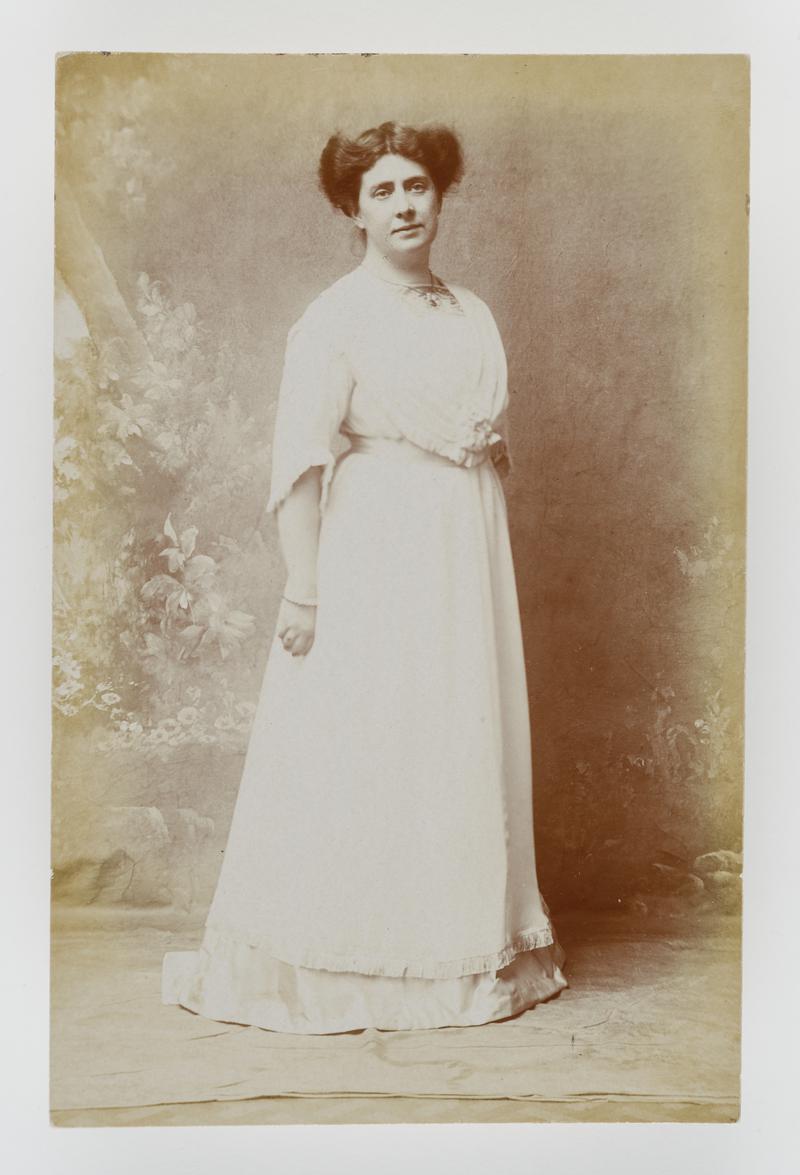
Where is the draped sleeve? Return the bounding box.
[266,298,354,515]
[475,296,514,481]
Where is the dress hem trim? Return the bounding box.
[202,920,556,979]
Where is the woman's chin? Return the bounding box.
[387,232,435,259]
[390,234,425,251]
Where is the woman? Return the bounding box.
[162,120,569,1033]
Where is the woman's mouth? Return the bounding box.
[394,224,422,234]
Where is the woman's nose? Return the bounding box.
[396,189,413,213]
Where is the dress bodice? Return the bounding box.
[342,269,485,443]
[266,264,510,514]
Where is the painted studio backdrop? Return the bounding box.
[53,54,747,919]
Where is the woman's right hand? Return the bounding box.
[276,596,317,657]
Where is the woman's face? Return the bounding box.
[352,153,441,259]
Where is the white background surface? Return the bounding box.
[2,0,797,1171]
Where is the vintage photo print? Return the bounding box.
[51,52,748,1126]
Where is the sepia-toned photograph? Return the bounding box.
[50,52,748,1126]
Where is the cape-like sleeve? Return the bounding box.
[266,299,354,515]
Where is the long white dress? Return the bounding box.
[161,264,568,1033]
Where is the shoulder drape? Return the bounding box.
[266,300,354,514]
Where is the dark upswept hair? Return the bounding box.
[318,120,465,217]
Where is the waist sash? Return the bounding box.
[345,434,489,467]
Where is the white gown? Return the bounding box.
[161,264,568,1033]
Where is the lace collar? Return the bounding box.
[357,265,464,315]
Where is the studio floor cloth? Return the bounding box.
[162,265,568,1033]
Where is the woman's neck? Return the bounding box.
[360,243,433,286]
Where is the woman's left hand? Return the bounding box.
[489,438,511,481]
